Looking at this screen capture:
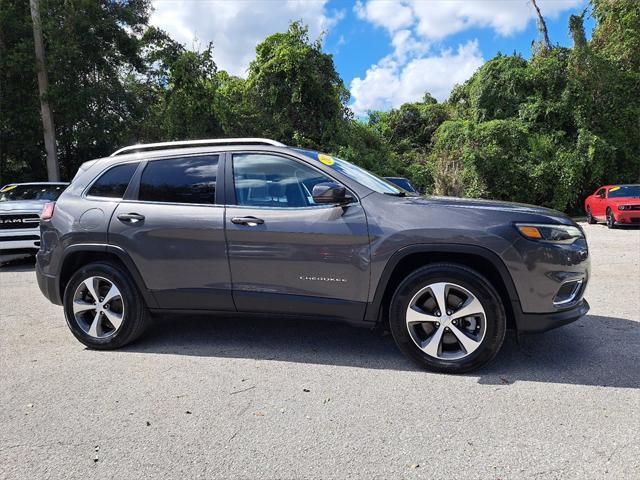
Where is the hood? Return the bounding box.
[0,199,48,213]
[406,195,570,219]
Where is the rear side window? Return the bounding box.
[139,156,218,204]
[87,163,139,198]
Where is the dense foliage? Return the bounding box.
[1,0,638,213]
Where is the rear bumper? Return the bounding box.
[515,299,590,333]
[36,260,62,305]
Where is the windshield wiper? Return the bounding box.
[384,191,406,197]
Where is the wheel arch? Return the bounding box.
[365,244,521,330]
[58,244,158,308]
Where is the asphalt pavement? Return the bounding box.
[1,222,638,479]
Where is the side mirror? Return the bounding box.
[312,182,352,205]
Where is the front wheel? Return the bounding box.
[606,208,617,229]
[63,261,150,349]
[389,263,506,373]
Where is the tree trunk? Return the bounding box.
[30,0,59,181]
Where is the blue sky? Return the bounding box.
[151,0,593,114]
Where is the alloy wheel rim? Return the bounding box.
[405,282,486,360]
[72,276,125,339]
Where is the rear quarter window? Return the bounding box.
[87,163,139,198]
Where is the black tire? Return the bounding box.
[389,263,506,373]
[606,208,616,229]
[63,261,151,349]
[586,208,596,224]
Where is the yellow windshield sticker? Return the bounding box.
[609,186,621,192]
[318,154,335,166]
[0,185,17,192]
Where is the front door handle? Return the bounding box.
[117,212,145,223]
[231,216,264,226]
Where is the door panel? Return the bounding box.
[225,153,370,320]
[226,205,370,318]
[108,154,234,311]
[592,189,606,218]
[110,202,232,310]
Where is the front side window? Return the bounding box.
[596,188,605,198]
[233,154,336,208]
[139,156,218,204]
[87,163,139,198]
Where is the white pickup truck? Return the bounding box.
[0,182,68,263]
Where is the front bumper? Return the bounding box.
[516,298,590,333]
[0,227,40,252]
[614,210,640,224]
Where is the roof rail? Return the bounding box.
[110,138,286,156]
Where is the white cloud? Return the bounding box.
[350,0,583,113]
[150,0,343,77]
[350,40,484,114]
[355,0,583,39]
[354,0,414,32]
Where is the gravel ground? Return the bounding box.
[1,222,639,479]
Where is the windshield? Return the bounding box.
[294,149,402,195]
[0,184,66,202]
[608,185,640,198]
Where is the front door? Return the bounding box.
[592,188,607,218]
[225,152,371,321]
[109,154,234,311]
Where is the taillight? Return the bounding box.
[41,202,55,220]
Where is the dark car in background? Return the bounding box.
[1,182,68,259]
[35,139,589,373]
[384,176,417,193]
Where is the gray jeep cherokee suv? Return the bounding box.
[36,138,590,373]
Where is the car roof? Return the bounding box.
[77,143,378,199]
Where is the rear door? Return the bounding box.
[109,154,234,311]
[224,152,371,320]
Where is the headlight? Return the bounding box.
[618,205,630,210]
[515,223,584,244]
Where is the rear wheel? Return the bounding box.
[63,262,150,349]
[586,208,596,224]
[389,263,506,373]
[606,208,617,229]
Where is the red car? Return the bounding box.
[584,184,640,228]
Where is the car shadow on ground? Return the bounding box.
[123,313,639,389]
[4,256,638,389]
[0,255,35,270]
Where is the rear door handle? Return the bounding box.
[231,216,264,226]
[117,213,145,223]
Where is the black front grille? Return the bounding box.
[0,214,40,230]
[1,234,40,242]
[626,205,640,211]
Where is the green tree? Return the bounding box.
[246,21,350,150]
